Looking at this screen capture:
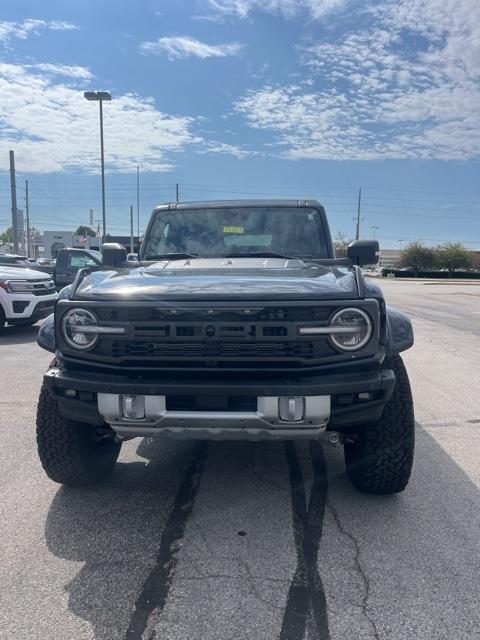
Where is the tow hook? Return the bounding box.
[321,431,355,446]
[327,432,341,446]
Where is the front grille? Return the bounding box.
[95,338,335,363]
[62,301,379,371]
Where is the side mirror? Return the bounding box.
[101,243,127,267]
[347,240,379,266]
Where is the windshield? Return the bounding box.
[143,207,328,260]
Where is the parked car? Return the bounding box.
[52,248,102,290]
[0,254,54,275]
[36,199,414,495]
[0,254,33,266]
[0,265,57,328]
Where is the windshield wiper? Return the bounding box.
[145,253,200,261]
[222,251,297,260]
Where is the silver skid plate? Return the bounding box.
[97,393,331,440]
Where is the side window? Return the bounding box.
[68,254,98,268]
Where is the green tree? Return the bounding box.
[333,231,352,258]
[399,241,436,277]
[0,226,13,245]
[75,225,96,237]
[434,242,473,276]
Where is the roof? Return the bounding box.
[153,199,324,212]
[0,254,28,259]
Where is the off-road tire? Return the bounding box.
[344,355,414,495]
[36,385,121,486]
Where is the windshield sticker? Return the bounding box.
[223,225,244,234]
[224,234,272,247]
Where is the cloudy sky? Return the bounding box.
[0,0,479,247]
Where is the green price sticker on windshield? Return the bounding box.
[223,225,244,234]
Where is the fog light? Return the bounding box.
[357,392,373,402]
[121,395,145,419]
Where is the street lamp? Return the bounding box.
[84,91,111,243]
[370,226,379,240]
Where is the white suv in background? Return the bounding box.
[0,266,57,328]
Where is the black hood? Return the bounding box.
[74,257,359,301]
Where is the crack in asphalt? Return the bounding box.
[327,500,380,640]
[279,441,330,640]
[124,442,209,640]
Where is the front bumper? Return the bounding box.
[44,366,396,439]
[3,291,56,322]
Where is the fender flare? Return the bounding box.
[385,304,414,355]
[37,285,72,353]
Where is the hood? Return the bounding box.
[74,257,359,301]
[0,266,52,280]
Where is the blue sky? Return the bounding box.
[0,0,479,248]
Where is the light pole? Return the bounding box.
[398,239,405,251]
[84,91,111,243]
[370,225,379,240]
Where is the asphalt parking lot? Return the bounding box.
[0,279,479,640]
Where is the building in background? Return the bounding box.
[33,230,74,259]
[32,231,140,258]
[378,249,402,270]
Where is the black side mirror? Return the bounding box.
[101,243,127,267]
[347,240,379,266]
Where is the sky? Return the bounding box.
[0,0,479,249]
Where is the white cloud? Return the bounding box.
[202,141,254,158]
[235,0,480,160]
[0,19,77,44]
[0,63,201,173]
[27,63,92,81]
[206,0,346,20]
[140,36,243,59]
[0,62,252,173]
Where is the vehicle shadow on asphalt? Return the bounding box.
[0,323,39,345]
[44,427,480,640]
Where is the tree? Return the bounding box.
[333,231,352,258]
[0,226,13,245]
[434,242,473,276]
[398,241,436,277]
[75,225,96,237]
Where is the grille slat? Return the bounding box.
[97,339,335,362]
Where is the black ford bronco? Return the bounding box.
[36,200,414,494]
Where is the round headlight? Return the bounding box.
[61,308,99,350]
[329,307,372,352]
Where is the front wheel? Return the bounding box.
[36,386,121,486]
[344,355,414,495]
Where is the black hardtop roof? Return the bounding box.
[153,199,325,212]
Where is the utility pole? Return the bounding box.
[130,205,134,254]
[9,150,19,254]
[136,165,140,240]
[25,180,31,258]
[84,91,112,243]
[89,209,94,227]
[355,188,362,240]
[176,183,179,204]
